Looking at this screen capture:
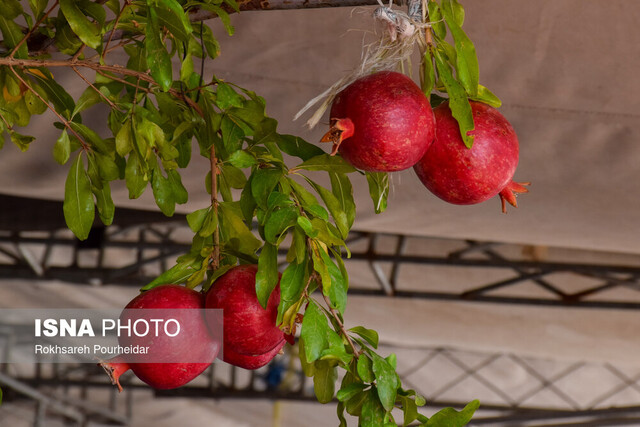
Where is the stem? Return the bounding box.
[210,143,220,269]
[102,0,131,62]
[322,294,360,358]
[0,111,12,131]
[9,66,89,151]
[9,0,59,58]
[71,67,118,110]
[71,44,86,62]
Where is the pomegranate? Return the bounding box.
[322,71,435,172]
[413,101,529,212]
[224,340,286,370]
[101,285,219,391]
[205,265,285,369]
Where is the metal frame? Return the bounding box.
[1,218,640,425]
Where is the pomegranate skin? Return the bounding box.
[414,101,528,211]
[325,71,435,172]
[224,339,286,370]
[102,285,219,391]
[205,265,285,360]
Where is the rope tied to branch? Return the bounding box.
[294,0,433,129]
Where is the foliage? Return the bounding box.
[0,0,486,425]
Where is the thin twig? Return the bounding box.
[322,293,360,358]
[9,0,59,58]
[71,67,118,110]
[9,66,88,150]
[210,143,220,269]
[71,44,86,62]
[102,0,131,61]
[0,111,12,131]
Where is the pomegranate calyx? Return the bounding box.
[320,118,355,156]
[499,181,531,213]
[99,356,130,393]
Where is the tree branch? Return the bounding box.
[9,0,59,58]
[71,66,118,110]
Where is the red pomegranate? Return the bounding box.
[413,101,529,212]
[205,265,285,369]
[322,71,435,172]
[101,285,219,391]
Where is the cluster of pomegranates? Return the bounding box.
[322,71,529,212]
[101,265,284,390]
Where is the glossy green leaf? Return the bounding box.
[143,255,200,290]
[400,395,420,426]
[251,168,282,209]
[360,388,386,427]
[124,154,147,199]
[24,89,47,115]
[93,182,115,226]
[198,208,218,237]
[365,172,389,214]
[427,2,446,39]
[152,169,176,216]
[423,51,435,96]
[470,84,502,108]
[451,0,465,26]
[198,4,234,36]
[434,49,475,148]
[0,16,28,58]
[307,180,349,239]
[357,355,375,383]
[73,87,101,117]
[218,202,261,254]
[349,326,379,349]
[156,0,193,42]
[277,258,307,325]
[59,0,101,49]
[299,338,316,377]
[372,354,398,411]
[321,329,353,365]
[145,5,173,92]
[301,302,330,363]
[116,119,133,157]
[52,131,71,165]
[337,402,347,427]
[442,1,479,97]
[216,82,245,110]
[256,242,279,308]
[276,134,324,161]
[264,205,298,244]
[228,150,257,168]
[296,154,357,174]
[337,383,367,402]
[319,249,347,313]
[10,131,35,152]
[168,170,188,204]
[27,69,76,119]
[426,400,480,427]
[94,153,119,181]
[63,154,95,240]
[314,360,338,404]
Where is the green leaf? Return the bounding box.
[59,0,102,49]
[24,89,47,115]
[167,170,188,204]
[27,69,76,119]
[372,354,398,411]
[309,179,350,239]
[264,205,298,244]
[450,0,465,26]
[349,326,379,349]
[198,208,218,237]
[186,208,208,235]
[276,134,324,161]
[313,360,338,404]
[116,119,133,157]
[301,302,330,363]
[124,154,148,199]
[143,255,200,290]
[63,154,95,240]
[93,182,115,226]
[28,0,48,18]
[198,4,234,36]
[145,5,173,92]
[219,164,246,189]
[299,338,316,377]
[329,172,355,231]
[156,0,193,42]
[221,115,245,154]
[228,150,257,168]
[337,383,367,402]
[73,86,102,117]
[216,82,245,110]
[94,153,119,181]
[152,169,176,216]
[277,259,307,325]
[321,329,353,365]
[423,51,436,96]
[255,243,279,309]
[360,388,387,427]
[434,49,475,148]
[0,16,28,58]
[442,0,479,97]
[357,355,375,383]
[470,84,502,108]
[251,168,282,210]
[337,402,347,427]
[426,400,480,427]
[296,154,357,174]
[427,2,446,39]
[319,249,347,313]
[0,0,22,19]
[10,131,35,152]
[218,202,262,254]
[365,172,390,214]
